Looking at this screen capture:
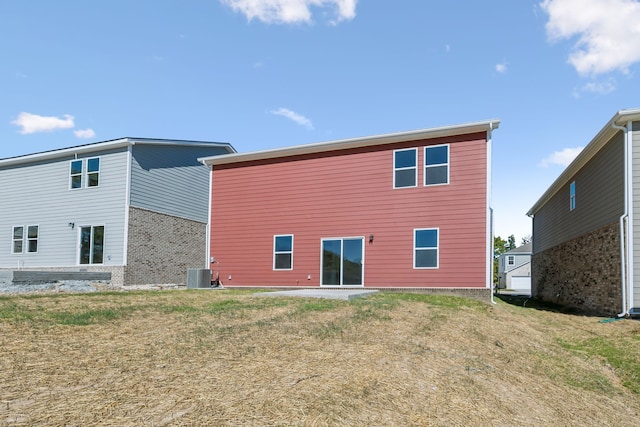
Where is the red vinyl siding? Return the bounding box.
[210,132,488,288]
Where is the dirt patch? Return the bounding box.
[0,290,639,425]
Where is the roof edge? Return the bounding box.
[0,137,235,167]
[527,108,640,216]
[200,119,500,166]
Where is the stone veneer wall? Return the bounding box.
[124,207,207,285]
[532,221,622,316]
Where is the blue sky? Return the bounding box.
[2,0,640,242]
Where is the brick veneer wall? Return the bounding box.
[531,221,622,316]
[124,207,207,285]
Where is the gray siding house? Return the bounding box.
[527,109,640,316]
[0,138,235,285]
[497,242,531,293]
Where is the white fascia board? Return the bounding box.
[200,120,501,166]
[527,108,640,216]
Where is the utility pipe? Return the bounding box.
[612,122,630,317]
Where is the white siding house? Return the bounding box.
[497,242,531,293]
[0,137,235,285]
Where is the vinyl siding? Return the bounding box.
[0,149,128,268]
[632,122,640,308]
[532,132,624,254]
[130,144,229,222]
[210,132,488,288]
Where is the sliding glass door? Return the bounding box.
[321,237,364,286]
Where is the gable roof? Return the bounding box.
[527,108,640,216]
[0,137,236,168]
[504,242,532,255]
[199,119,500,166]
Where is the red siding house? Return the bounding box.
[200,120,500,300]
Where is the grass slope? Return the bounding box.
[1,290,639,426]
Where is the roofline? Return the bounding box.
[527,108,640,216]
[0,137,236,167]
[199,119,500,166]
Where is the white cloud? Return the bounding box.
[270,107,314,129]
[220,0,357,25]
[580,79,617,95]
[496,62,507,73]
[538,146,584,167]
[11,112,75,134]
[74,128,96,139]
[540,0,640,76]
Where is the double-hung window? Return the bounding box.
[569,181,576,211]
[11,225,38,254]
[274,235,293,270]
[394,148,417,188]
[507,255,515,266]
[425,145,449,185]
[414,228,439,268]
[70,157,100,189]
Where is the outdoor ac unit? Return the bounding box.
[187,269,212,289]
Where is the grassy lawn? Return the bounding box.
[1,289,639,426]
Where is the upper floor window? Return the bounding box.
[70,160,83,189]
[70,157,100,189]
[12,225,38,254]
[507,255,515,265]
[425,145,449,186]
[414,228,439,269]
[274,235,293,270]
[394,148,417,188]
[569,181,576,211]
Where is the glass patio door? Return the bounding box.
[321,238,364,286]
[79,225,104,265]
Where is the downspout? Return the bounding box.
[612,122,631,317]
[487,123,496,304]
[205,164,214,269]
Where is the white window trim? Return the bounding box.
[69,159,83,190]
[26,225,39,254]
[424,144,450,187]
[393,148,418,189]
[11,224,39,254]
[77,224,105,265]
[507,255,515,266]
[11,225,24,254]
[273,234,294,271]
[69,157,101,190]
[569,180,576,211]
[320,236,365,287]
[413,227,439,269]
[86,157,101,188]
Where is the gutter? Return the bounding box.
[612,121,632,317]
[487,123,497,305]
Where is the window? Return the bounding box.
[414,228,439,268]
[70,160,83,189]
[425,145,449,185]
[11,225,38,254]
[80,226,104,264]
[87,158,100,187]
[27,226,39,253]
[321,237,364,286]
[507,255,515,266]
[394,148,417,188]
[570,181,576,211]
[70,157,100,189]
[274,235,293,270]
[12,226,23,254]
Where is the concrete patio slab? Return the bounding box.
[254,289,379,301]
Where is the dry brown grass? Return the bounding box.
[1,289,639,426]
